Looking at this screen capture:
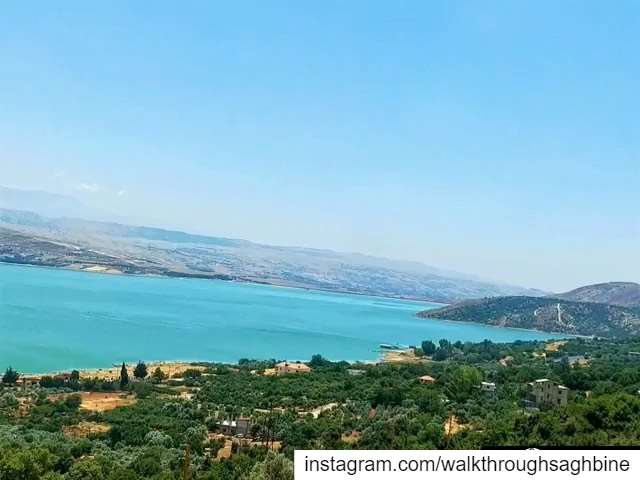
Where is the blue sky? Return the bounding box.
[1,1,638,291]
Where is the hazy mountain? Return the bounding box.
[550,282,640,308]
[417,296,640,337]
[0,186,105,220]
[0,192,545,303]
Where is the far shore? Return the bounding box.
[0,260,448,306]
[417,315,583,339]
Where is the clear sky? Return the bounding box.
[1,1,638,292]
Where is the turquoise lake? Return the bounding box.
[0,263,560,373]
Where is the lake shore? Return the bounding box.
[0,260,446,306]
[24,361,209,379]
[1,262,560,374]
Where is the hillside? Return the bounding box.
[0,205,542,303]
[417,296,640,337]
[551,282,640,307]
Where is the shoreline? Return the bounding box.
[23,357,376,378]
[416,315,581,339]
[25,360,214,379]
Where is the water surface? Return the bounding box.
[0,264,559,372]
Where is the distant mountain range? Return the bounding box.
[0,186,544,303]
[418,282,640,337]
[0,186,117,222]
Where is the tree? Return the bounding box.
[0,446,56,480]
[68,458,104,480]
[119,362,129,389]
[245,452,294,480]
[132,447,163,478]
[2,366,19,384]
[432,348,450,361]
[70,370,80,382]
[133,361,148,379]
[421,340,437,356]
[183,369,202,379]
[445,365,483,403]
[309,354,330,368]
[183,426,208,454]
[145,430,173,447]
[151,367,167,383]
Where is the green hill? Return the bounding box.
[418,296,640,337]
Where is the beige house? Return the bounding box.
[418,375,436,384]
[526,379,569,408]
[20,375,42,388]
[275,362,311,375]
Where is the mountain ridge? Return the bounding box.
[549,282,640,308]
[0,204,543,303]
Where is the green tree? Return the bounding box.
[133,361,148,380]
[445,365,483,403]
[145,430,173,447]
[106,467,141,480]
[421,340,437,356]
[183,426,208,454]
[119,362,129,389]
[68,458,104,480]
[151,367,167,383]
[2,366,19,384]
[182,369,202,379]
[132,448,163,478]
[0,446,55,480]
[432,348,450,361]
[244,452,294,480]
[309,354,330,368]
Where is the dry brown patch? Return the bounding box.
[545,341,567,353]
[79,392,137,412]
[79,362,206,381]
[382,349,425,364]
[216,439,233,460]
[63,421,111,438]
[341,431,361,445]
[444,415,471,436]
[245,440,282,452]
[48,392,137,412]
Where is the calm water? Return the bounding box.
[0,263,559,373]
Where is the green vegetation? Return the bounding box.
[421,340,436,356]
[2,337,640,478]
[134,362,149,380]
[120,363,130,390]
[151,367,167,384]
[1,367,19,385]
[419,296,640,337]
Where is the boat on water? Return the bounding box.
[379,343,406,351]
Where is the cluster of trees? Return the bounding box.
[1,367,19,385]
[1,337,640,478]
[3,361,159,393]
[419,338,514,362]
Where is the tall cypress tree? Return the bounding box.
[119,362,129,389]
